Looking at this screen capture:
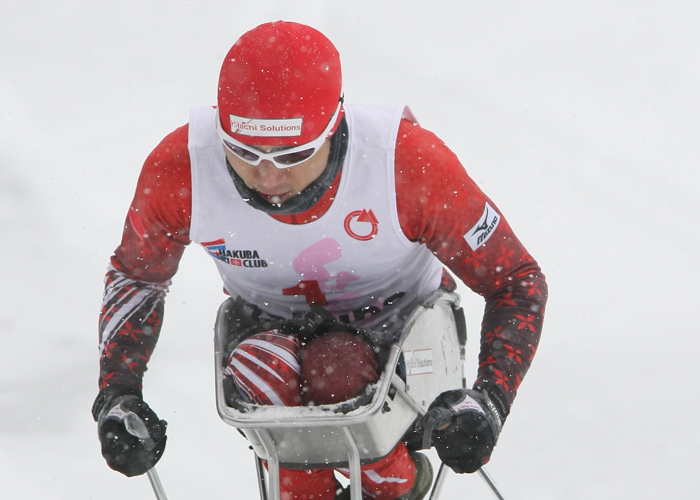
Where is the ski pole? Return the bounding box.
[428,463,448,500]
[124,411,169,500]
[146,467,169,500]
[478,467,507,500]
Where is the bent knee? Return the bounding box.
[301,331,379,405]
[226,330,303,406]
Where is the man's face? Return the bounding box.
[224,140,332,205]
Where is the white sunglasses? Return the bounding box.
[216,99,343,169]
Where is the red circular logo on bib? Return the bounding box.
[344,209,379,241]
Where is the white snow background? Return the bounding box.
[1,1,698,498]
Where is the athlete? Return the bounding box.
[92,21,547,500]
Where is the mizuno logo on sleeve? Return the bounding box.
[464,202,501,250]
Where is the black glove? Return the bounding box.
[93,387,168,477]
[417,386,506,473]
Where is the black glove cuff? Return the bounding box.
[473,381,510,422]
[92,385,143,422]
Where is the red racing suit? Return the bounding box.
[98,115,547,495]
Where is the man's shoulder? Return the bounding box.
[395,118,448,154]
[149,122,190,160]
[140,123,192,188]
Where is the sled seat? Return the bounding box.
[214,290,466,500]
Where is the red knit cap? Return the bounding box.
[217,21,343,146]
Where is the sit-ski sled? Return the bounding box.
[214,289,506,500]
[138,290,507,500]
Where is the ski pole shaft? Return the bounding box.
[147,468,169,500]
[428,463,448,500]
[478,467,507,500]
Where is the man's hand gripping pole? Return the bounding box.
[123,410,169,500]
[417,389,509,500]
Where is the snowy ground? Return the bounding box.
[1,1,698,498]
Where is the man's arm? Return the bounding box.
[395,119,547,414]
[97,124,192,395]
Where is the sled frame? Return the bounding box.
[214,290,466,500]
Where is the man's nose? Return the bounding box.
[254,160,285,186]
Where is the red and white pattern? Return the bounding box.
[225,330,303,406]
[336,444,415,500]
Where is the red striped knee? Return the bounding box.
[226,330,303,406]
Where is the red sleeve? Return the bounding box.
[98,124,192,392]
[112,123,192,281]
[395,119,548,410]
